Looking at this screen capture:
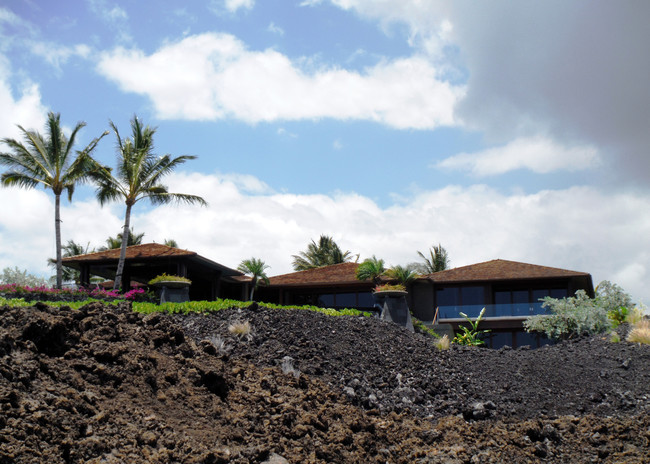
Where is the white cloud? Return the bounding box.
[28,42,91,70]
[0,57,47,140]
[96,32,464,129]
[311,0,650,181]
[3,172,650,305]
[267,22,284,36]
[436,136,600,176]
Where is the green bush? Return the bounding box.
[524,290,611,339]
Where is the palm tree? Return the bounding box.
[355,255,386,284]
[237,257,270,301]
[417,244,450,274]
[98,228,145,250]
[90,115,206,291]
[385,265,418,286]
[48,239,93,284]
[163,238,178,248]
[0,112,107,288]
[292,235,352,271]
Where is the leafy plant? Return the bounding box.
[415,243,450,274]
[626,319,650,345]
[1,267,50,287]
[385,265,418,286]
[355,256,386,283]
[374,283,406,293]
[237,257,270,301]
[453,307,490,346]
[148,274,191,285]
[524,290,611,339]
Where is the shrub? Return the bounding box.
[626,319,650,345]
[524,290,611,339]
[435,334,450,350]
[374,283,406,293]
[148,274,191,285]
[228,320,252,341]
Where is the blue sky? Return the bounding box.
[1,1,649,305]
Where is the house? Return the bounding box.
[61,243,246,301]
[409,259,594,348]
[257,262,376,310]
[260,259,594,349]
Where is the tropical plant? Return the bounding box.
[0,112,107,288]
[89,115,206,290]
[237,257,270,301]
[148,273,191,285]
[415,243,450,274]
[385,265,418,286]
[48,239,94,284]
[292,235,352,271]
[98,228,145,251]
[453,307,490,346]
[355,255,386,283]
[374,283,406,293]
[163,238,178,248]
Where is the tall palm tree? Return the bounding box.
[417,244,450,274]
[237,257,270,301]
[355,255,386,284]
[90,115,206,291]
[0,112,107,288]
[292,235,352,271]
[98,228,145,250]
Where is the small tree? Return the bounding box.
[355,256,386,284]
[1,266,50,287]
[416,243,450,274]
[237,258,270,301]
[292,235,352,271]
[385,265,418,287]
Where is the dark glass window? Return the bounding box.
[550,288,568,299]
[335,293,356,308]
[515,331,538,349]
[461,286,484,305]
[436,287,459,318]
[512,290,530,316]
[317,294,334,307]
[358,292,374,308]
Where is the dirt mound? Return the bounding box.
[1,302,649,463]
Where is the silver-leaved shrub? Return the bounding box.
[523,289,611,339]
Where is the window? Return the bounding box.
[335,293,356,308]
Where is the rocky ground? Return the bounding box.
[1,302,649,463]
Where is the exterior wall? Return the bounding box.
[409,281,435,321]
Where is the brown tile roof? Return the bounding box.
[426,259,591,283]
[62,243,196,262]
[268,262,367,287]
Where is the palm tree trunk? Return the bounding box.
[55,193,63,289]
[249,277,257,301]
[113,204,132,291]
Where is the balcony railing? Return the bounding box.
[437,302,548,319]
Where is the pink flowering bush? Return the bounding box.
[0,284,153,303]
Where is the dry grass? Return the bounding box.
[228,320,253,341]
[626,319,650,345]
[435,334,451,350]
[626,306,645,325]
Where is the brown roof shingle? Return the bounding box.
[426,259,590,283]
[61,243,196,263]
[268,262,365,287]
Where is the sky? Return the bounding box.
[0,0,649,304]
